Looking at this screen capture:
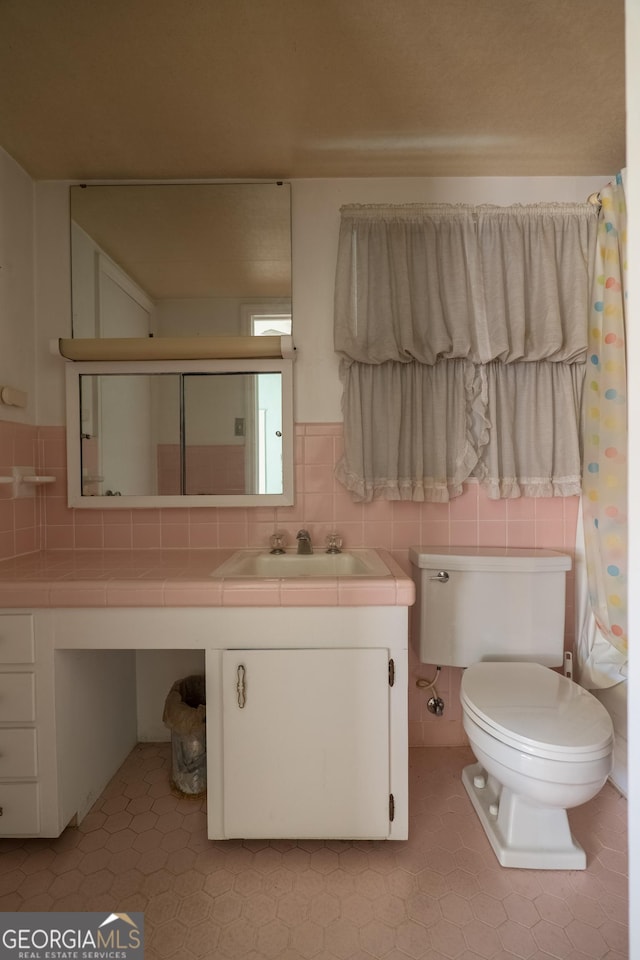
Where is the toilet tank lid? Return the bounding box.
[409,546,572,572]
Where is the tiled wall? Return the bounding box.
[0,420,43,559]
[0,418,580,747]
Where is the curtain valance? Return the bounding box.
[335,203,596,366]
[334,202,599,502]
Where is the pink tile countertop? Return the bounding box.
[0,549,415,608]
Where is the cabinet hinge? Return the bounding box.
[389,793,395,822]
[388,658,395,687]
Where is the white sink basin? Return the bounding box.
[211,548,392,579]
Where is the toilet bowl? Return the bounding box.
[460,662,613,869]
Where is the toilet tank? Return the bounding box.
[409,547,572,668]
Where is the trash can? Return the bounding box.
[162,674,207,797]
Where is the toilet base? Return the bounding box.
[462,763,586,870]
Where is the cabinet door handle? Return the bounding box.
[236,664,246,709]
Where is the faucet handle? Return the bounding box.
[269,531,286,555]
[326,533,342,554]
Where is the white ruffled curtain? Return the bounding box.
[334,203,599,502]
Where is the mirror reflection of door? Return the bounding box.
[251,314,292,495]
[96,257,155,496]
[256,374,283,494]
[183,373,284,497]
[183,374,249,496]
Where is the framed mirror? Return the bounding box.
[67,182,294,507]
[65,359,294,508]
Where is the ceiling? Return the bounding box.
[0,0,626,181]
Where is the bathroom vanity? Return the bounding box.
[0,549,413,841]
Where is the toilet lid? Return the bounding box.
[461,662,613,761]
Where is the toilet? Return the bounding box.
[409,546,614,870]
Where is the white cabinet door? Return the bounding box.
[222,648,390,839]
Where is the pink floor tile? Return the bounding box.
[0,744,628,960]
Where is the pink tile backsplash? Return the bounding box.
[0,419,580,749]
[0,419,43,560]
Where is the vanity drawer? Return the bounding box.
[0,728,37,778]
[0,615,34,664]
[0,782,39,834]
[0,673,36,722]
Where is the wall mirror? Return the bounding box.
[65,359,294,508]
[67,182,294,508]
[70,182,292,340]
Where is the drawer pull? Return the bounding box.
[0,806,3,817]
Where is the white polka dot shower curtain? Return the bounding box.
[582,173,627,655]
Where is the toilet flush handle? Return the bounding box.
[428,570,449,583]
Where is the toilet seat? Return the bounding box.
[461,662,613,763]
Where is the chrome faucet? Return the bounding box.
[296,529,313,555]
[325,533,342,554]
[269,531,287,554]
